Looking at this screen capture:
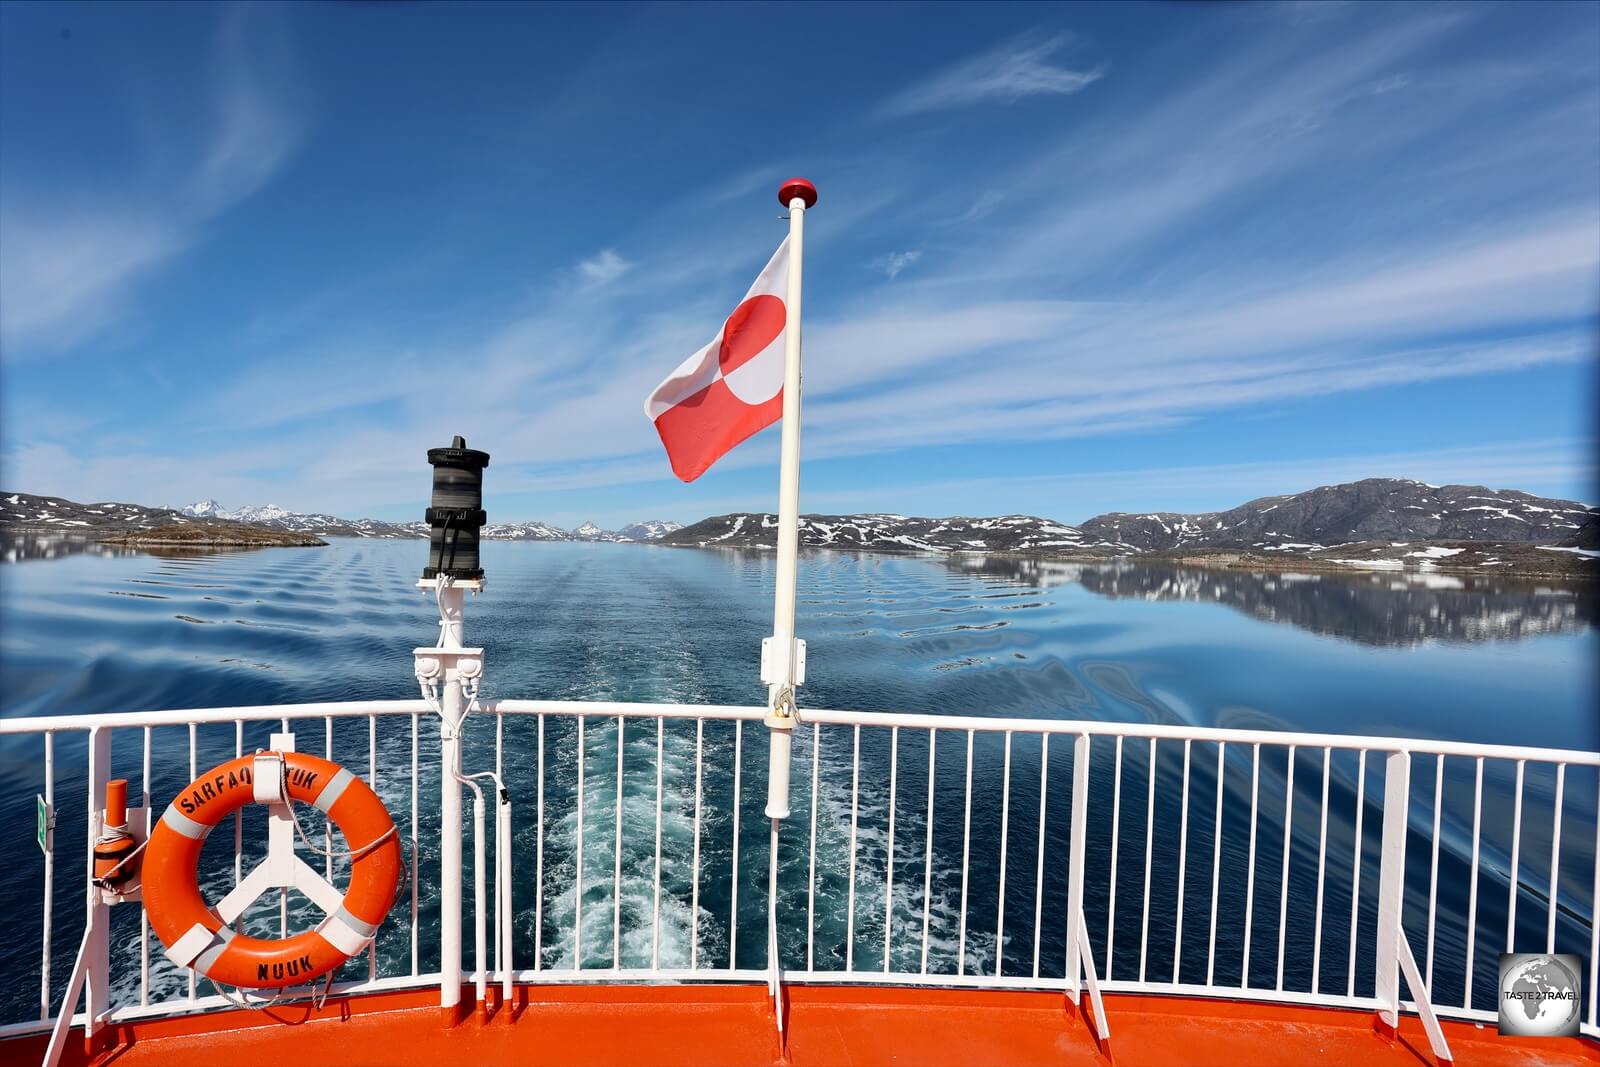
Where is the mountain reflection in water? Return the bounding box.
[944,555,1596,647]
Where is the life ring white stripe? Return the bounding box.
[161,805,211,841]
[313,768,355,814]
[167,922,224,969]
[317,907,374,955]
[192,925,237,978]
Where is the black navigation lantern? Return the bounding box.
[422,435,490,580]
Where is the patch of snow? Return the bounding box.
[1327,558,1405,570]
[1405,547,1463,559]
[1537,546,1600,558]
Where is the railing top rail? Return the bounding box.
[3,697,1595,767]
[0,699,431,734]
[790,706,1600,766]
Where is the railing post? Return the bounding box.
[1065,732,1090,1005]
[83,727,110,1056]
[430,581,472,1027]
[1375,750,1409,1038]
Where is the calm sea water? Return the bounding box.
[0,536,1595,1023]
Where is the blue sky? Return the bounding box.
[1,1,1596,529]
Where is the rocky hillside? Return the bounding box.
[181,500,425,538]
[657,479,1595,558]
[619,520,684,541]
[5,492,687,545]
[104,523,326,548]
[5,492,188,531]
[659,513,1125,553]
[1078,479,1592,551]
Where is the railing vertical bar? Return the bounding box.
[1173,738,1191,985]
[846,723,862,971]
[1138,737,1156,984]
[730,719,742,967]
[1464,756,1483,1009]
[1507,759,1525,953]
[688,723,700,972]
[534,713,545,971]
[807,723,819,973]
[369,713,379,981]
[41,731,54,1019]
[1107,736,1123,979]
[487,710,497,983]
[957,729,974,976]
[995,730,1012,978]
[188,722,197,1001]
[140,726,150,1005]
[1031,734,1049,981]
[324,717,334,882]
[1546,762,1564,954]
[1426,753,1442,988]
[1206,741,1225,987]
[576,714,585,971]
[613,715,624,970]
[885,726,899,974]
[1312,746,1330,995]
[234,721,243,888]
[1242,742,1260,988]
[691,718,703,970]
[652,717,664,971]
[1275,745,1295,992]
[1346,750,1367,999]
[1589,774,1598,1029]
[920,728,937,975]
[411,711,420,977]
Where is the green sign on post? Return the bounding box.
[36,794,52,853]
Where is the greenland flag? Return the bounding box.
[645,238,790,482]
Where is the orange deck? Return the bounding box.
[8,984,1598,1067]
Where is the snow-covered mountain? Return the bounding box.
[618,520,684,541]
[1076,479,1593,551]
[183,499,227,519]
[182,501,295,524]
[480,520,568,541]
[10,478,1593,565]
[4,492,188,531]
[175,502,676,543]
[175,500,423,538]
[659,513,1126,553]
[656,480,1597,556]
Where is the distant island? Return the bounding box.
[3,479,1595,578]
[102,522,326,548]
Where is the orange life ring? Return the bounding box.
[142,752,402,989]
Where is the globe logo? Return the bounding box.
[1498,953,1581,1037]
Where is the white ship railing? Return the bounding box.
[0,699,1595,1053]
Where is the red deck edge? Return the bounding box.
[5,983,1596,1067]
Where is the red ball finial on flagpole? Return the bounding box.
[778,177,817,209]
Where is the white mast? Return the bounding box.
[763,177,817,822]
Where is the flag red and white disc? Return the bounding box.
[644,237,790,482]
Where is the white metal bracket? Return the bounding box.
[414,647,485,731]
[760,637,805,687]
[206,734,354,947]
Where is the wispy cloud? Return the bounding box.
[0,5,303,358]
[956,190,1005,223]
[868,250,922,279]
[877,32,1104,118]
[576,248,635,288]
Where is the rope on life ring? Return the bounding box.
[142,751,402,990]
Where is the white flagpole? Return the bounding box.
[764,177,816,823]
[763,176,816,1035]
